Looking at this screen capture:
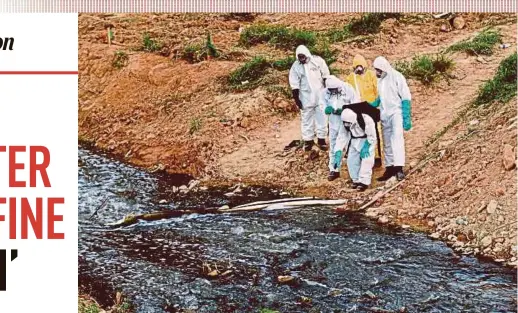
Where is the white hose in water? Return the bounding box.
[220,199,347,213]
[231,196,317,209]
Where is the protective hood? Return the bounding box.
[373,56,392,73]
[341,108,357,124]
[325,75,342,89]
[353,55,368,69]
[295,45,312,59]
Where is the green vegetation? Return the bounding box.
[395,53,455,85]
[327,13,401,42]
[228,56,271,89]
[112,50,129,69]
[189,117,203,134]
[142,33,162,52]
[348,13,401,35]
[79,303,100,313]
[259,309,280,313]
[446,28,502,55]
[474,52,517,105]
[182,33,221,63]
[239,24,317,50]
[271,56,296,71]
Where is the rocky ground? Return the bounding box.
[78,12,517,272]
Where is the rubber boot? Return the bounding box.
[394,166,405,181]
[317,138,328,151]
[376,166,395,182]
[304,140,314,151]
[356,183,369,192]
[328,171,340,181]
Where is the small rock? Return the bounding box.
[452,16,466,29]
[502,144,516,170]
[240,117,251,128]
[188,180,200,190]
[402,225,411,229]
[278,275,295,284]
[179,185,188,191]
[440,24,451,32]
[378,216,390,224]
[448,234,456,241]
[433,187,440,193]
[480,236,493,248]
[428,221,435,227]
[159,199,167,204]
[469,119,479,126]
[207,270,219,277]
[511,257,517,262]
[224,192,235,197]
[486,200,498,214]
[430,232,441,239]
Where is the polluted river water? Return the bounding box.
[78,148,517,313]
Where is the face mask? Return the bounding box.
[343,122,352,131]
[354,66,364,75]
[328,88,340,95]
[298,54,308,64]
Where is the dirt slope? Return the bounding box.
[79,13,517,265]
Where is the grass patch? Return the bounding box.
[189,117,203,134]
[79,303,100,313]
[395,53,455,85]
[259,309,280,313]
[446,28,502,55]
[271,56,296,71]
[474,52,517,105]
[112,50,129,69]
[228,56,272,89]
[182,32,220,63]
[327,13,401,42]
[141,33,162,52]
[348,13,401,35]
[239,24,317,50]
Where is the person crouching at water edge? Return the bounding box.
[320,75,360,181]
[333,108,377,192]
[370,56,412,181]
[289,45,331,151]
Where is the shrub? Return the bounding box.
[348,13,401,35]
[228,56,272,88]
[189,118,202,134]
[395,53,455,85]
[112,50,129,69]
[239,24,317,50]
[446,28,502,56]
[142,33,162,52]
[271,56,296,71]
[474,52,517,105]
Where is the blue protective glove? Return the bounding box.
[402,99,412,131]
[369,97,380,108]
[334,150,343,169]
[360,141,371,159]
[324,106,333,115]
[333,108,343,115]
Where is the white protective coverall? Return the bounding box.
[335,109,377,185]
[319,76,360,172]
[372,56,412,167]
[289,45,330,141]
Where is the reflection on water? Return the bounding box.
[79,148,517,313]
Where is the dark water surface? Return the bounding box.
[79,148,517,313]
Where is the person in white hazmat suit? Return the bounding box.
[369,56,412,182]
[334,108,377,191]
[319,75,360,181]
[289,45,331,151]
